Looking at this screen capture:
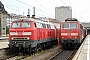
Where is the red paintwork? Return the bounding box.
[60,21,85,41]
[83,29,87,37]
[9,19,57,42]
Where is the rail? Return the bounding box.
[49,50,76,60]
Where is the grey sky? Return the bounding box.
[1,0,90,22]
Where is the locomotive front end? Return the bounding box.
[8,19,33,52]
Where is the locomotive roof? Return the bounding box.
[12,18,54,25]
[61,21,79,23]
[65,18,78,22]
[12,18,34,22]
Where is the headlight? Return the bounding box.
[22,32,31,35]
[10,32,18,35]
[71,33,78,36]
[11,37,14,40]
[27,37,30,40]
[61,33,68,36]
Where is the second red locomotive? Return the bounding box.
[60,18,86,49]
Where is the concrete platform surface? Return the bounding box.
[0,37,9,40]
[0,42,9,49]
[72,35,90,60]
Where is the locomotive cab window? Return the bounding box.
[22,21,30,28]
[62,23,77,29]
[12,22,20,28]
[70,23,77,29]
[62,23,69,29]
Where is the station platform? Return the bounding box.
[72,35,90,60]
[0,36,9,40]
[0,42,9,49]
[0,36,9,49]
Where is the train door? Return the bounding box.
[35,22,41,40]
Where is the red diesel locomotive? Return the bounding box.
[60,18,86,48]
[8,18,58,53]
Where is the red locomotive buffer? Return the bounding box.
[60,18,86,49]
[8,18,58,53]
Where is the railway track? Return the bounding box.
[0,51,30,60]
[0,48,31,60]
[0,53,18,60]
[49,49,77,60]
[0,49,19,60]
[0,48,10,58]
[5,55,29,60]
[0,48,26,60]
[0,45,61,60]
